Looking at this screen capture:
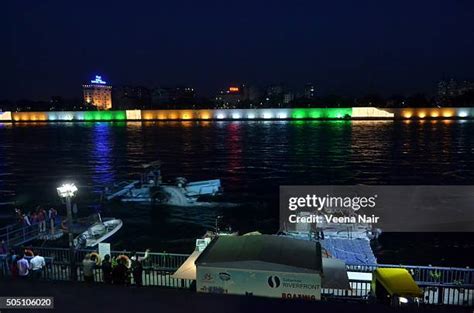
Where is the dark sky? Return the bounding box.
[2,0,474,100]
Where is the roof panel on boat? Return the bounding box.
[195,235,322,273]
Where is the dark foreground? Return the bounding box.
[0,280,469,313]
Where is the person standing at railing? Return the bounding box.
[22,213,31,227]
[6,249,18,277]
[48,208,57,234]
[15,208,23,224]
[130,249,150,287]
[0,240,7,254]
[16,254,29,279]
[29,251,46,280]
[101,254,113,284]
[112,257,129,285]
[37,207,47,233]
[30,211,38,225]
[82,254,96,283]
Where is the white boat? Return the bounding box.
[73,218,123,248]
[202,216,238,239]
[103,161,223,206]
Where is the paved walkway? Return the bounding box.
[0,279,466,313]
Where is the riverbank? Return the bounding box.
[1,107,474,122]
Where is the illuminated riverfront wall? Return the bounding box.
[388,107,474,119]
[0,111,12,121]
[11,111,126,122]
[352,107,394,118]
[141,108,353,120]
[2,107,474,122]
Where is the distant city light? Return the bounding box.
[91,75,106,84]
[247,114,255,119]
[263,112,272,119]
[278,113,287,119]
[229,87,239,92]
[458,111,468,118]
[232,113,241,119]
[217,113,225,119]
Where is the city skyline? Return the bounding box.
[3,0,474,101]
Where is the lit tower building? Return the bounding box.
[82,75,113,110]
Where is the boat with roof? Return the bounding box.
[102,161,223,206]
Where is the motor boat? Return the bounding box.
[202,216,238,239]
[73,217,123,248]
[103,161,223,206]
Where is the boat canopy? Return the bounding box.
[195,235,322,274]
[173,248,349,289]
[172,250,202,280]
[372,268,423,298]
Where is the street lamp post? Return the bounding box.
[57,183,78,281]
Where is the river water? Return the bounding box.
[0,120,473,266]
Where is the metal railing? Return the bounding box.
[0,247,192,289]
[1,247,473,307]
[346,263,474,285]
[0,219,61,247]
[0,223,40,247]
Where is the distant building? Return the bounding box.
[266,84,284,98]
[242,85,261,104]
[283,92,294,104]
[151,86,196,108]
[215,85,244,108]
[264,84,287,107]
[151,87,170,106]
[168,87,195,103]
[49,96,64,110]
[438,79,474,99]
[215,84,263,108]
[82,75,112,110]
[113,85,151,109]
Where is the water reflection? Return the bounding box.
[89,123,115,191]
[1,120,474,261]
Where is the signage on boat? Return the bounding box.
[197,266,321,300]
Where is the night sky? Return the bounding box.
[2,0,474,100]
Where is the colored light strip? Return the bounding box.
[5,107,474,123]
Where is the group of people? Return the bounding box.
[15,207,58,233]
[4,248,46,280]
[82,249,151,286]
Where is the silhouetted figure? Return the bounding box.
[101,254,113,284]
[112,258,129,285]
[82,254,96,283]
[130,249,150,286]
